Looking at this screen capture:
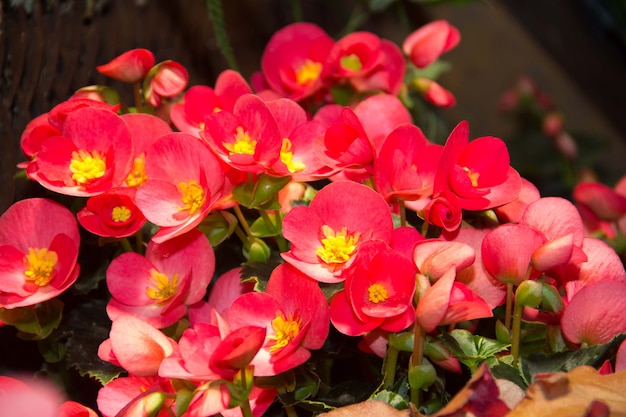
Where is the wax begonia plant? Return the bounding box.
[2,10,626,417]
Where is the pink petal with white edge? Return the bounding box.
[520,197,585,246]
[415,268,456,332]
[571,237,626,285]
[414,239,475,279]
[531,234,576,272]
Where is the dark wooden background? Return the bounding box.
[2,0,626,214]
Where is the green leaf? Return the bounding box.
[520,333,626,384]
[370,390,409,410]
[487,357,528,389]
[277,367,320,406]
[443,329,510,372]
[61,299,122,385]
[0,299,64,340]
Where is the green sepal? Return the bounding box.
[198,210,237,247]
[539,282,565,313]
[242,238,271,264]
[0,298,64,340]
[233,174,291,209]
[408,358,437,390]
[515,280,543,308]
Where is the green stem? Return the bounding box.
[233,225,251,249]
[134,229,144,255]
[511,296,524,366]
[505,283,514,330]
[133,81,143,112]
[399,199,407,227]
[119,237,134,253]
[239,371,254,417]
[285,405,299,417]
[410,323,425,407]
[382,342,399,389]
[233,205,253,240]
[259,209,276,233]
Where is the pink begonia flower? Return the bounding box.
[415,267,493,333]
[616,340,626,372]
[390,225,426,259]
[434,121,522,211]
[413,239,475,281]
[482,224,545,285]
[144,60,189,107]
[558,237,626,289]
[97,375,174,417]
[354,94,413,155]
[77,187,146,238]
[58,401,99,417]
[442,227,507,309]
[282,181,394,283]
[561,281,626,345]
[188,384,276,417]
[260,22,334,101]
[106,228,214,328]
[403,20,460,69]
[349,39,406,95]
[374,123,442,203]
[201,94,283,174]
[493,177,541,224]
[206,267,255,315]
[0,375,65,417]
[0,198,80,309]
[170,70,253,136]
[120,112,173,189]
[413,78,456,108]
[330,241,416,336]
[134,132,225,243]
[573,181,626,221]
[224,263,330,376]
[96,48,155,83]
[519,197,588,273]
[266,98,332,180]
[27,107,134,197]
[98,314,176,377]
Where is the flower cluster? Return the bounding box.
[1,18,626,417]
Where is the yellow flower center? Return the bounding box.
[340,54,363,72]
[279,138,306,173]
[316,225,360,265]
[462,166,480,188]
[70,149,107,186]
[368,283,389,303]
[269,311,302,354]
[177,180,206,215]
[145,268,178,302]
[125,155,148,188]
[23,248,58,287]
[223,126,256,155]
[111,206,132,222]
[295,59,322,87]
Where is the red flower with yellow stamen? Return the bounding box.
[27,107,134,197]
[77,187,146,238]
[259,22,334,101]
[106,229,215,328]
[224,263,329,376]
[134,132,225,243]
[282,181,393,283]
[0,198,80,309]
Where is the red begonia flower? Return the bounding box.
[414,78,457,108]
[170,70,253,136]
[144,60,189,107]
[224,263,330,376]
[0,198,80,309]
[323,31,383,81]
[574,181,626,221]
[282,181,393,283]
[77,187,146,238]
[58,401,99,417]
[374,123,441,203]
[403,20,460,69]
[97,375,174,417]
[266,98,332,180]
[261,22,334,101]
[96,48,155,82]
[354,94,413,154]
[561,281,626,345]
[28,107,134,197]
[201,94,282,174]
[493,177,541,224]
[330,241,416,336]
[350,39,405,95]
[434,121,522,210]
[423,190,463,232]
[134,132,224,243]
[106,228,215,328]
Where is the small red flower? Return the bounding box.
[96,49,155,83]
[144,60,189,107]
[403,20,460,69]
[77,187,146,238]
